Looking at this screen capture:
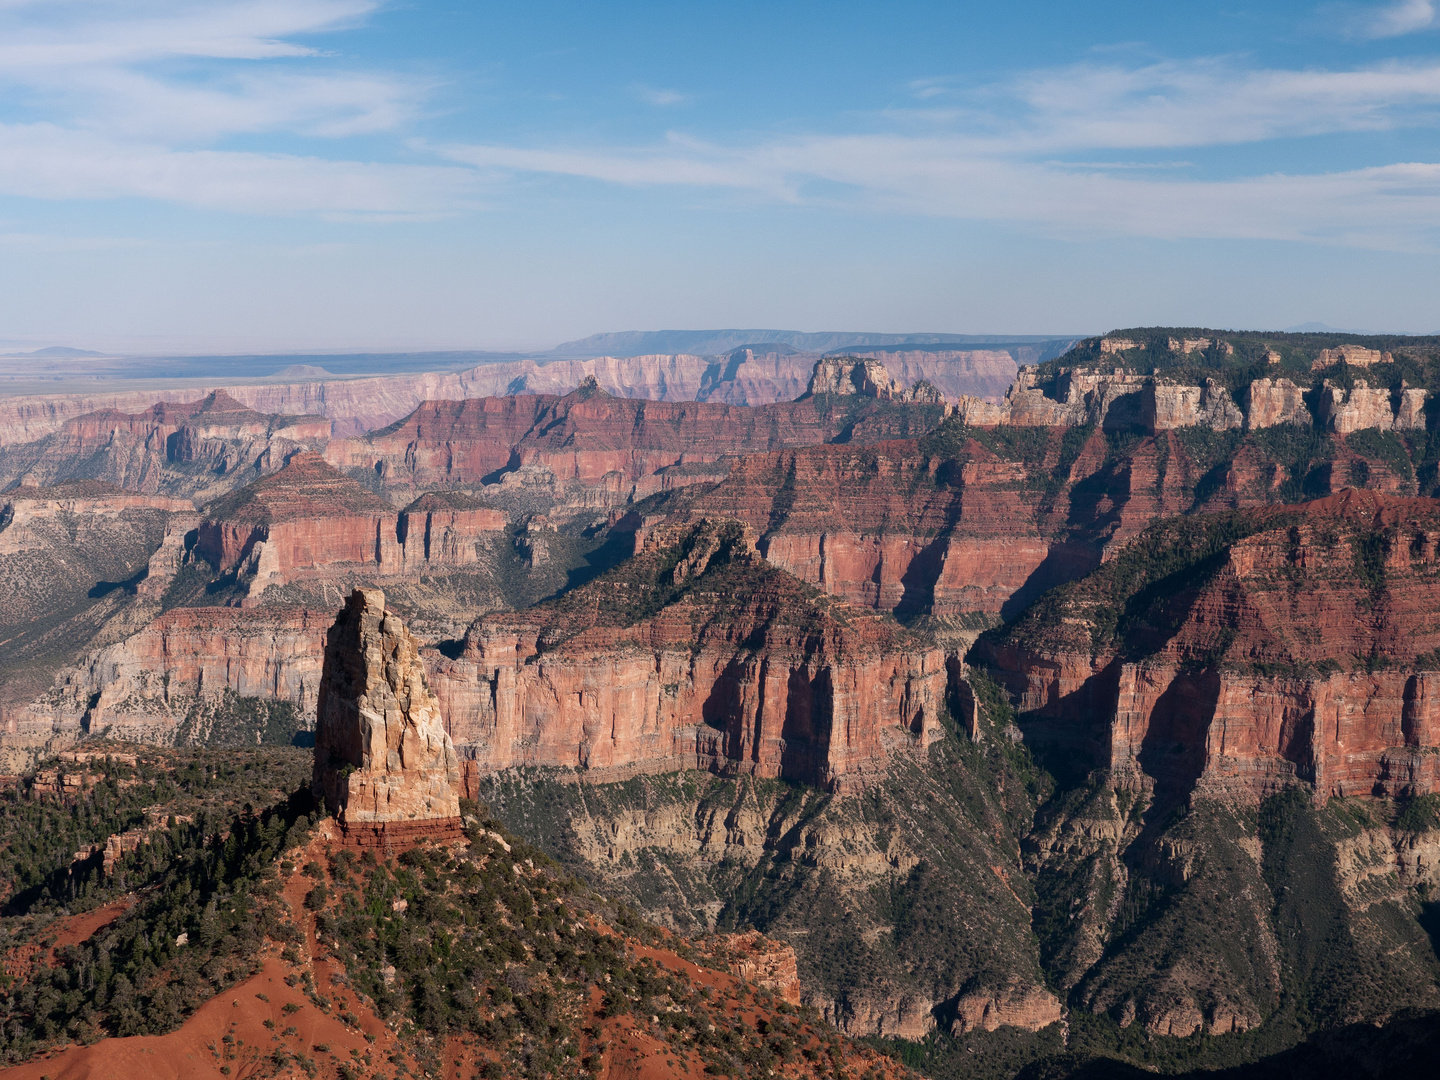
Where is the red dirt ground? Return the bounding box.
[0,822,909,1080]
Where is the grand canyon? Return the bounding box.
[2,328,1439,1079]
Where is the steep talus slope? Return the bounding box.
[470,692,1063,1046]
[431,519,947,792]
[960,491,1440,1064]
[0,482,185,729]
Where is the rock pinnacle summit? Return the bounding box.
[314,587,462,841]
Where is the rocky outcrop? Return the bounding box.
[1246,377,1309,429]
[724,931,803,1004]
[1143,379,1243,432]
[804,357,951,405]
[947,982,1064,1034]
[1320,380,1395,434]
[313,588,461,835]
[843,348,1020,402]
[1397,385,1429,429]
[977,367,1247,433]
[1167,336,1234,356]
[1318,379,1428,434]
[1313,344,1392,370]
[953,360,1427,439]
[979,491,1440,802]
[429,520,946,792]
[1099,337,1141,354]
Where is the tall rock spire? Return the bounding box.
[314,588,461,836]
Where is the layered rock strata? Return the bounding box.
[0,390,328,496]
[6,606,330,752]
[978,490,1440,802]
[0,349,1036,446]
[314,588,462,840]
[196,452,507,601]
[326,378,948,504]
[651,441,1061,619]
[956,367,1249,433]
[0,484,193,554]
[645,429,1226,622]
[1313,344,1392,369]
[953,360,1427,438]
[429,520,946,792]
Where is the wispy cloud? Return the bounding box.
[0,1,378,67]
[0,1,421,142]
[631,84,690,107]
[1003,57,1440,150]
[0,0,461,217]
[440,135,1440,250]
[2,4,1439,250]
[908,77,956,101]
[1341,0,1438,40]
[437,55,1440,250]
[0,123,480,218]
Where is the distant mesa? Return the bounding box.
[272,363,334,378]
[8,345,107,358]
[547,327,1078,358]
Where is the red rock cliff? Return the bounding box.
[194,453,507,600]
[979,490,1440,802]
[428,520,947,792]
[5,605,331,753]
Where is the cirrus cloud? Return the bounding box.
[436,55,1440,251]
[0,122,481,219]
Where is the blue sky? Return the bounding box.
[2,1,1440,353]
